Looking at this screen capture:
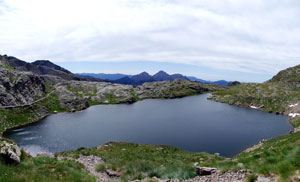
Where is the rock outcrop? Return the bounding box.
[0,138,21,164]
[0,69,47,107]
[134,79,225,99]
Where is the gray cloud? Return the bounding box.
[0,0,299,80]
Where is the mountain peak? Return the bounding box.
[153,70,171,81]
[139,71,151,76]
[32,60,71,74]
[154,70,169,76]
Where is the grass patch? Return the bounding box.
[0,92,64,134]
[290,117,300,128]
[59,131,300,181]
[0,155,95,182]
[131,91,140,101]
[210,132,300,181]
[60,142,226,181]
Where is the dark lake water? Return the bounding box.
[5,94,292,157]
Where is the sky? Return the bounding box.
[0,0,299,82]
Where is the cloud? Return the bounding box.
[0,0,299,81]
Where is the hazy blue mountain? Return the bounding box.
[153,70,172,81]
[188,76,231,86]
[188,76,211,84]
[77,73,132,80]
[129,72,155,85]
[79,71,231,86]
[113,71,191,85]
[114,76,136,85]
[212,80,231,86]
[152,70,189,81]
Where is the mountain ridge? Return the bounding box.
[1,55,102,82]
[78,71,231,86]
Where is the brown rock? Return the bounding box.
[196,167,217,176]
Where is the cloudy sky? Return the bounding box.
[0,0,299,82]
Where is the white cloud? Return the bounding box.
[0,0,299,78]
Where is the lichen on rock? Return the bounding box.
[0,138,21,164]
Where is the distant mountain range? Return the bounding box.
[1,55,232,86]
[77,71,232,86]
[187,76,231,86]
[76,73,132,80]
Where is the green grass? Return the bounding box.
[0,58,15,71]
[0,92,64,134]
[235,132,300,180]
[211,82,299,113]
[131,91,141,101]
[0,155,95,182]
[58,131,300,182]
[59,142,226,181]
[290,117,300,128]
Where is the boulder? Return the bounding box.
[196,167,217,176]
[105,169,121,177]
[0,139,21,164]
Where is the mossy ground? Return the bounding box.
[0,155,95,182]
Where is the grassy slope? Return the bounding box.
[0,93,62,134]
[59,131,300,182]
[211,64,300,117]
[0,155,95,182]
[59,142,226,181]
[210,82,300,114]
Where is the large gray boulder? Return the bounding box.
[0,138,21,164]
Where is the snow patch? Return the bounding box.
[288,113,300,118]
[289,103,299,108]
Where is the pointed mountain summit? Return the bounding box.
[153,70,171,81]
[130,72,155,85]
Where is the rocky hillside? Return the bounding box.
[56,79,226,111]
[210,64,300,128]
[0,69,48,107]
[134,79,225,99]
[0,57,50,107]
[1,55,102,82]
[268,64,300,88]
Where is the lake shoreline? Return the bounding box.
[1,91,212,137]
[3,93,292,158]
